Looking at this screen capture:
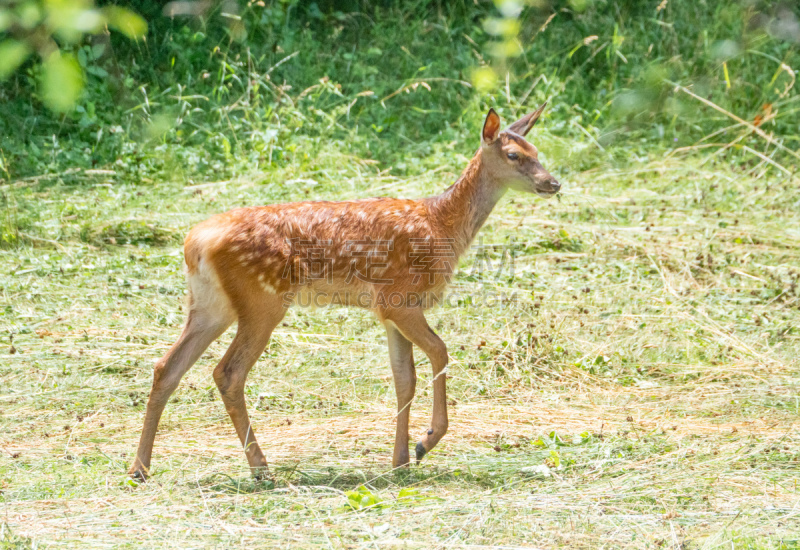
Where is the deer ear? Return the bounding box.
[482,108,501,144]
[506,102,547,137]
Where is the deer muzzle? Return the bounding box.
[536,177,561,197]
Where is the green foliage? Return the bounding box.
[0,0,146,112]
[343,485,440,511]
[0,0,797,185]
[344,485,384,510]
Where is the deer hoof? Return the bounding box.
[128,469,148,482]
[415,442,427,462]
[251,467,271,481]
[127,462,150,481]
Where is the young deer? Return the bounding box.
[129,105,560,479]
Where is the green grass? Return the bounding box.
[1,148,799,548]
[1,1,799,548]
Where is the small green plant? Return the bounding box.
[344,485,383,511]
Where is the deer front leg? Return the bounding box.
[384,308,448,463]
[385,322,416,467]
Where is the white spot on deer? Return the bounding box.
[261,281,277,294]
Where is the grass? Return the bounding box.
[1,1,799,548]
[1,147,798,548]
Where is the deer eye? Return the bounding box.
[507,152,519,161]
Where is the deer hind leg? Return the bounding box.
[129,263,235,480]
[213,294,287,478]
[385,322,416,468]
[384,308,449,463]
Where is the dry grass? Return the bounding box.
[1,153,799,549]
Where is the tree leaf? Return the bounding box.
[103,6,147,39]
[0,40,31,80]
[41,52,84,112]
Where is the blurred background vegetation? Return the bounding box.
[0,0,797,184]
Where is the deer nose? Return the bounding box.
[549,179,561,193]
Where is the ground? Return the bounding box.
[1,151,798,548]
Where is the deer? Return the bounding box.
[128,105,560,480]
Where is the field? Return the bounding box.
[1,1,800,548]
[3,151,799,548]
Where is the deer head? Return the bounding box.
[480,104,560,197]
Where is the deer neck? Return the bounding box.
[430,149,506,257]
